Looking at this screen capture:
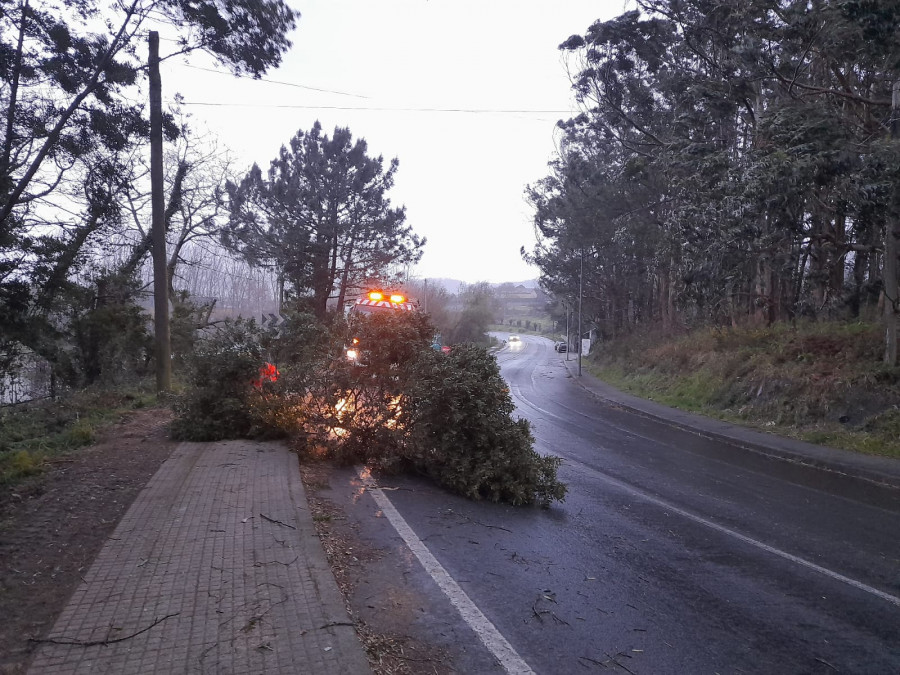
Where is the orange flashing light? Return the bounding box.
[368,291,384,301]
[389,294,406,303]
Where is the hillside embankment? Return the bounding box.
[584,321,900,460]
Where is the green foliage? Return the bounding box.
[1,273,153,391]
[68,276,153,387]
[588,321,900,458]
[0,385,156,484]
[169,309,567,505]
[170,294,216,371]
[315,312,567,506]
[3,450,45,482]
[404,345,566,506]
[170,319,276,441]
[529,0,900,346]
[449,282,499,344]
[223,122,423,319]
[171,311,331,442]
[313,311,435,464]
[64,420,95,446]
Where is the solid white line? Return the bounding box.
[581,466,900,609]
[357,469,535,675]
[507,385,900,607]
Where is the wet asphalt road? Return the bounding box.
[343,334,900,674]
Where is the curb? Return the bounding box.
[561,358,900,491]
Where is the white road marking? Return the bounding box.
[357,468,535,675]
[507,376,900,608]
[577,463,900,609]
[510,385,567,423]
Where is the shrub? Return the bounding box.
[318,312,567,506]
[402,345,566,506]
[170,319,277,441]
[171,311,334,442]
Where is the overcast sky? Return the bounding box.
[160,0,627,284]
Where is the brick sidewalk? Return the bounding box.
[28,440,370,674]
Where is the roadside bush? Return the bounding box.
[170,319,278,441]
[169,291,217,371]
[68,275,153,387]
[171,311,332,442]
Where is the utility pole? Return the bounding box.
[565,301,570,362]
[578,248,584,377]
[886,79,900,366]
[149,32,171,393]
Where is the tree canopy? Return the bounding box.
[0,0,300,385]
[527,0,900,362]
[223,122,424,319]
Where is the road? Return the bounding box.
[333,334,900,674]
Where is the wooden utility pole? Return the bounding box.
[577,248,584,377]
[886,80,899,366]
[149,32,171,392]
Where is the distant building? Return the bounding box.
[497,284,547,316]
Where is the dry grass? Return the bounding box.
[588,321,900,458]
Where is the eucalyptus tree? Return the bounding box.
[534,9,718,331]
[223,122,423,320]
[638,0,900,347]
[531,0,900,357]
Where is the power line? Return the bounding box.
[154,36,572,116]
[176,100,573,115]
[179,64,371,100]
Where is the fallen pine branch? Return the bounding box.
[29,612,180,647]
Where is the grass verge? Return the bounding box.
[0,384,159,484]
[586,321,900,459]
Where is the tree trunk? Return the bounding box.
[1,0,28,179]
[149,32,171,393]
[885,80,899,366]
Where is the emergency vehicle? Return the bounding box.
[345,289,416,362]
[347,290,416,315]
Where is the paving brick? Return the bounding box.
[29,441,371,674]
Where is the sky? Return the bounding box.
[159,0,628,284]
